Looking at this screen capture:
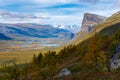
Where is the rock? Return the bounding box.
[111,43,120,69]
[81,13,107,32]
[58,68,71,77]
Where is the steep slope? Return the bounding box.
[70,12,120,45]
[0,33,12,40]
[28,13,120,80]
[6,21,120,80]
[0,23,74,40]
[81,13,107,32]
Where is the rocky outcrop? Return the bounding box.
[58,68,71,77]
[111,43,120,69]
[81,13,107,32]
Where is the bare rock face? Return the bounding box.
[58,68,71,77]
[81,13,107,32]
[111,43,120,69]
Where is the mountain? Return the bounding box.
[0,33,12,40]
[26,11,120,79]
[3,11,120,80]
[81,13,107,32]
[53,24,80,33]
[70,13,107,44]
[1,11,120,80]
[0,23,74,40]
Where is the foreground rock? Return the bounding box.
[58,68,71,77]
[111,43,120,69]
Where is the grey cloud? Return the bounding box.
[78,0,100,4]
[0,10,50,21]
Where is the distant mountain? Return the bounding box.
[81,13,107,32]
[0,33,12,40]
[70,12,120,44]
[53,24,80,33]
[0,23,74,40]
[1,11,120,80]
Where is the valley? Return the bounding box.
[0,23,74,52]
[0,0,120,79]
[0,38,65,52]
[0,23,73,68]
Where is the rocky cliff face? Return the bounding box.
[81,13,107,32]
[70,13,107,44]
[111,43,120,69]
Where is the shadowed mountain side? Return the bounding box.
[0,23,74,40]
[0,33,12,40]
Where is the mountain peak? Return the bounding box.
[81,13,107,32]
[53,24,80,33]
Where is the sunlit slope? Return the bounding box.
[70,11,120,45]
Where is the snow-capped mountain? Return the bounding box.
[53,24,80,33]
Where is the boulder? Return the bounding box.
[58,68,71,77]
[111,43,120,69]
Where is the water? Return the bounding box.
[41,43,59,47]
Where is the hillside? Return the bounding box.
[0,23,74,39]
[0,33,12,40]
[0,11,120,80]
[0,23,74,51]
[70,11,120,45]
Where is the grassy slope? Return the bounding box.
[0,47,62,68]
[19,23,120,80]
[24,12,120,80]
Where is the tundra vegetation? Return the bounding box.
[0,24,120,80]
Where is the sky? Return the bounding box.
[0,0,120,25]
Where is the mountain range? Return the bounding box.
[4,11,120,80]
[0,23,74,40]
[0,33,12,40]
[1,10,120,80]
[53,24,80,33]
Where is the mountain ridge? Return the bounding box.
[81,13,107,32]
[0,23,74,40]
[70,13,109,44]
[0,33,12,40]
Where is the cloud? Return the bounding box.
[117,0,120,5]
[0,0,119,25]
[78,0,100,4]
[0,10,50,23]
[118,0,120,2]
[32,0,76,4]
